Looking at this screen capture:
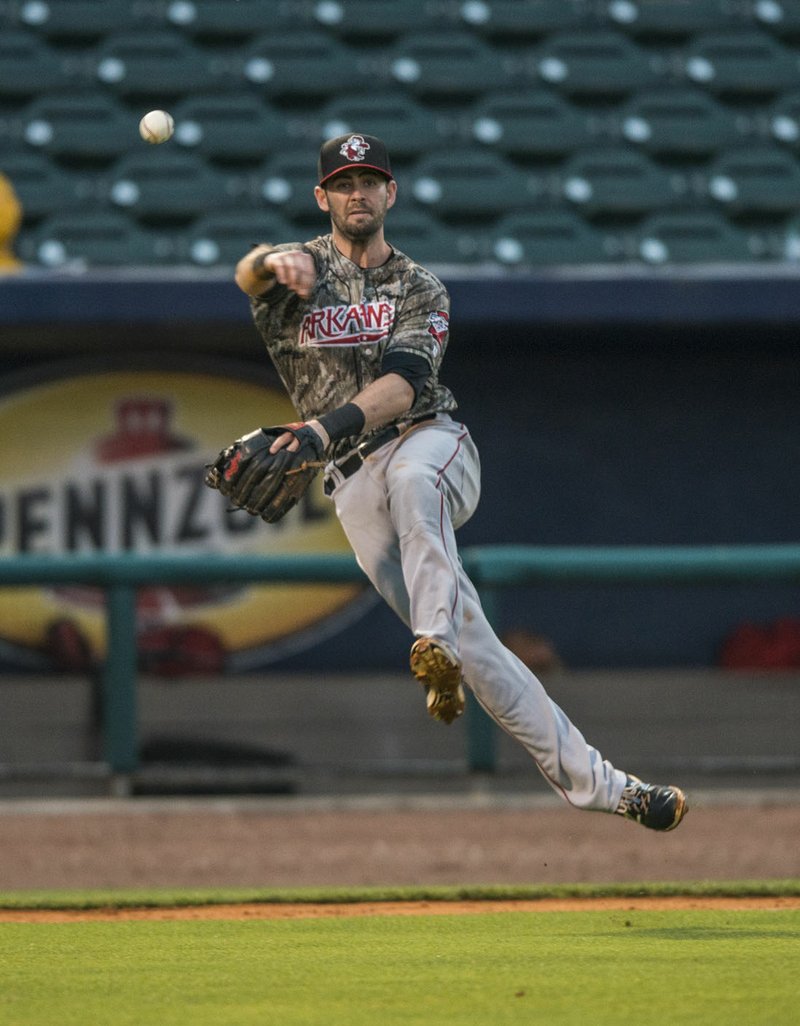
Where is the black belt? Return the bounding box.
[324,414,436,495]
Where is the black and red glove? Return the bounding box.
[205,424,325,523]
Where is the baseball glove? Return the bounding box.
[204,424,326,523]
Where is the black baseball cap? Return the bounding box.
[318,133,393,186]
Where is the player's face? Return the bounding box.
[316,170,396,241]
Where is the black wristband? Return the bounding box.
[317,402,366,442]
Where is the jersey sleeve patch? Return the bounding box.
[426,310,449,351]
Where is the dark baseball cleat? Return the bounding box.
[615,776,688,831]
[409,637,466,724]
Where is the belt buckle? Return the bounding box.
[355,439,372,462]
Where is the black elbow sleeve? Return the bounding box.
[380,351,431,401]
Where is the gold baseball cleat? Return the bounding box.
[409,637,466,724]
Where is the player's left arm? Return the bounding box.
[273,373,414,453]
[335,372,416,434]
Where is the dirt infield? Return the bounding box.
[1,791,798,901]
[1,894,800,923]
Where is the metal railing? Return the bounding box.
[1,544,799,788]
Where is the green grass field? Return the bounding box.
[1,884,798,1026]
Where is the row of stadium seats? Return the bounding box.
[5,7,800,268]
[2,0,799,43]
[16,208,792,269]
[7,89,800,165]
[3,28,800,99]
[7,148,800,222]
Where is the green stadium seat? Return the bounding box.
[106,151,231,221]
[389,32,515,98]
[533,31,661,96]
[316,94,449,161]
[1,154,98,220]
[559,148,684,216]
[409,150,534,218]
[159,0,299,38]
[779,210,800,259]
[171,95,293,163]
[634,211,756,263]
[10,0,144,38]
[470,91,596,158]
[705,147,800,213]
[683,32,800,95]
[0,31,73,97]
[239,31,367,98]
[459,0,584,39]
[617,88,744,157]
[93,31,223,97]
[752,0,800,39]
[18,211,173,267]
[602,0,738,38]
[184,211,295,266]
[253,150,323,223]
[313,1,448,39]
[385,209,482,265]
[490,210,617,265]
[21,94,132,162]
[767,91,800,149]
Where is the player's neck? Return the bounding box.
[331,229,392,269]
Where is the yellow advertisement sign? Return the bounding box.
[0,366,364,671]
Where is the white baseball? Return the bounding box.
[139,109,174,145]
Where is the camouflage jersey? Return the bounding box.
[249,233,458,461]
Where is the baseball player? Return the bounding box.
[208,133,687,831]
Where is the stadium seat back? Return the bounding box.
[9,0,144,38]
[705,146,800,212]
[93,31,222,96]
[470,91,596,158]
[252,150,324,222]
[409,151,536,218]
[460,0,585,39]
[603,0,740,38]
[560,148,685,216]
[386,209,482,266]
[171,95,294,162]
[0,31,72,96]
[635,211,756,263]
[533,31,661,96]
[184,210,295,266]
[106,152,233,220]
[491,210,617,265]
[313,1,446,39]
[618,88,745,156]
[239,32,366,97]
[158,0,300,38]
[389,32,516,97]
[21,94,132,161]
[683,32,800,95]
[19,210,173,267]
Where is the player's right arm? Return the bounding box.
[234,244,316,299]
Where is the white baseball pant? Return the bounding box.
[325,413,627,812]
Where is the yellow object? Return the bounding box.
[0,172,22,271]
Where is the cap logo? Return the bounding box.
[340,134,370,162]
